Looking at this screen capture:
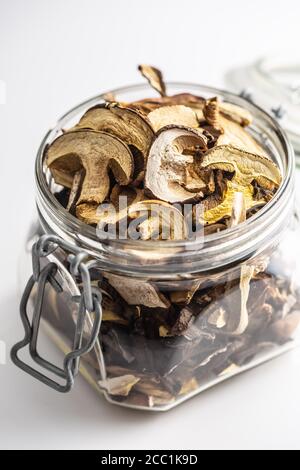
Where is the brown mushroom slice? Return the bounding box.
[78,185,145,226]
[138,64,166,96]
[110,185,146,211]
[203,97,223,131]
[148,105,199,132]
[99,375,140,397]
[145,127,208,203]
[104,273,170,308]
[129,93,205,116]
[200,145,281,224]
[75,103,154,182]
[128,200,189,241]
[46,130,134,209]
[219,102,253,127]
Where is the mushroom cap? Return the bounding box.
[148,105,199,132]
[46,129,134,207]
[128,200,189,240]
[199,145,282,225]
[76,103,154,182]
[145,127,208,203]
[201,145,282,188]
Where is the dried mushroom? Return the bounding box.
[219,102,253,127]
[218,116,268,156]
[200,145,281,224]
[138,64,166,97]
[104,273,170,309]
[203,97,223,131]
[99,374,140,396]
[79,185,145,226]
[148,105,199,132]
[76,103,154,183]
[145,127,208,203]
[42,65,300,411]
[128,200,188,240]
[46,130,134,218]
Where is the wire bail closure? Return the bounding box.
[11,234,103,393]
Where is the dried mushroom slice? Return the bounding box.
[138,64,166,96]
[218,116,268,157]
[129,93,205,118]
[128,200,189,240]
[104,273,170,309]
[145,127,208,203]
[75,103,154,182]
[219,102,253,127]
[99,375,140,396]
[233,264,255,335]
[46,130,134,213]
[148,105,199,132]
[228,192,246,228]
[203,97,223,131]
[200,145,281,224]
[78,185,145,226]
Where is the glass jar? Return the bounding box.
[12,83,300,411]
[226,55,300,162]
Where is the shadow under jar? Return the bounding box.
[13,83,300,411]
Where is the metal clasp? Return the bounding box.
[11,234,103,393]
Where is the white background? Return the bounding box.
[0,0,300,450]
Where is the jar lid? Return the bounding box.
[226,55,300,161]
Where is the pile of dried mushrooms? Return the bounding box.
[44,66,300,408]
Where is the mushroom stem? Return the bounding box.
[66,169,85,213]
[203,97,223,132]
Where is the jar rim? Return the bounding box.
[35,82,295,274]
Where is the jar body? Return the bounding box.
[16,82,300,410]
[20,213,300,411]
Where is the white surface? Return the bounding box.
[1,0,300,451]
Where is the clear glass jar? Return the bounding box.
[226,55,300,161]
[13,83,300,411]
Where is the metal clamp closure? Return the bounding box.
[11,234,103,393]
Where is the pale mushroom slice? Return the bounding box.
[147,105,199,132]
[219,102,253,127]
[138,64,166,96]
[233,264,255,335]
[127,200,189,241]
[75,103,154,183]
[46,130,134,216]
[145,127,209,203]
[199,145,282,225]
[104,273,170,309]
[218,116,268,157]
[99,375,140,397]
